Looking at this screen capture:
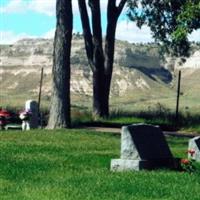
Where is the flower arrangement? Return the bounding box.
[188,149,195,157]
[19,110,32,120]
[180,158,195,173]
[180,149,196,173]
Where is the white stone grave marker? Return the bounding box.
[25,100,38,129]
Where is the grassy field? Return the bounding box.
[0,129,200,200]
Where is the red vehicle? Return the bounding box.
[0,109,12,130]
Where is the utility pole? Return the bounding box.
[38,67,44,127]
[175,70,181,122]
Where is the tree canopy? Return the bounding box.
[127,0,200,57]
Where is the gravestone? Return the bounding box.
[25,100,39,129]
[188,136,200,161]
[111,124,180,171]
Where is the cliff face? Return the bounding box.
[0,37,200,110]
[0,38,166,95]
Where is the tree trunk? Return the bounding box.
[78,0,127,118]
[92,69,104,117]
[103,1,119,118]
[89,0,109,118]
[78,0,94,70]
[47,0,72,129]
[97,0,126,118]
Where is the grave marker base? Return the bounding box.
[111,158,181,171]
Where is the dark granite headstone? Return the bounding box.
[195,138,200,149]
[111,124,180,171]
[127,124,173,160]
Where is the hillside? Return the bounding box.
[0,36,200,113]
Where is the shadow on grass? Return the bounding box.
[71,108,200,133]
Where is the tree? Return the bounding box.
[127,0,200,57]
[78,0,127,118]
[172,0,200,50]
[47,0,73,129]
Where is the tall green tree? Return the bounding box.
[78,0,127,118]
[47,0,73,129]
[127,0,200,57]
[172,0,200,47]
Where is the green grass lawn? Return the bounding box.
[0,129,200,200]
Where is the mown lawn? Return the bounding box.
[0,129,200,200]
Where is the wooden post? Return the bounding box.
[175,70,181,122]
[38,67,44,127]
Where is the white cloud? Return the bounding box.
[0,20,154,44]
[29,0,56,16]
[0,30,36,44]
[116,20,200,43]
[116,20,154,43]
[0,0,25,13]
[189,29,200,42]
[0,0,119,16]
[43,28,55,39]
[116,21,200,43]
[100,0,127,12]
[72,0,108,13]
[72,1,79,14]
[0,28,80,44]
[1,0,56,16]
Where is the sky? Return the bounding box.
[0,0,199,44]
